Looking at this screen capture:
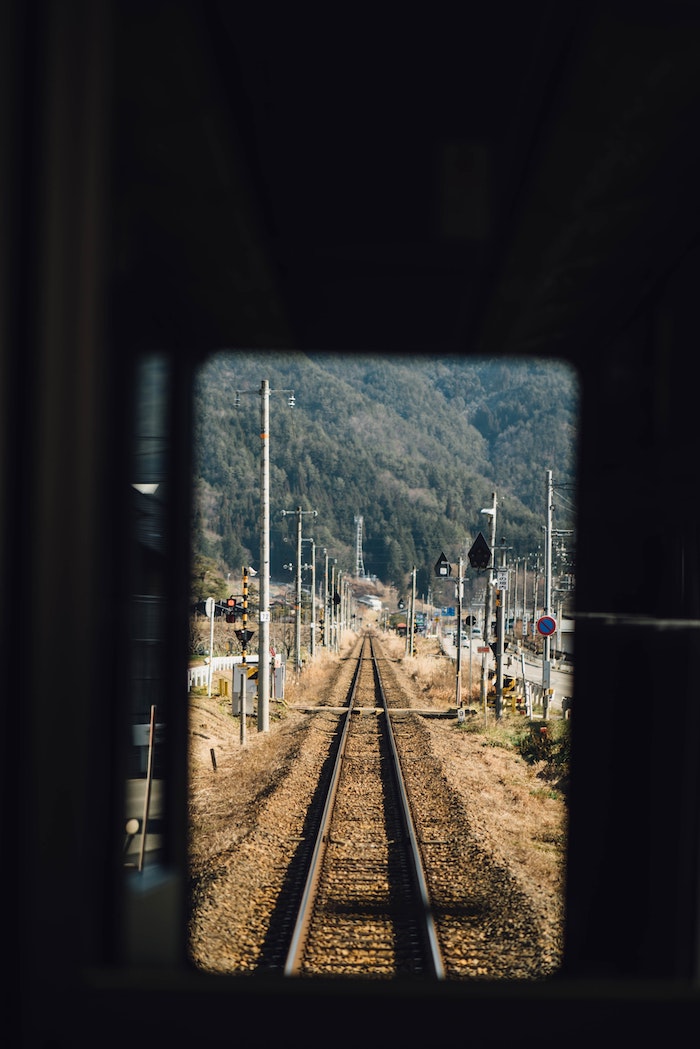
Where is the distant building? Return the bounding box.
[357,595,382,611]
[558,618,574,657]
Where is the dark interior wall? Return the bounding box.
[566,245,700,978]
[6,2,700,1045]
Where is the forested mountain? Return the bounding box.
[192,352,578,600]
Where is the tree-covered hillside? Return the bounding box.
[192,352,578,600]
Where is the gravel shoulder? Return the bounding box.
[187,633,567,976]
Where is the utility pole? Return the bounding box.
[330,559,336,652]
[456,557,463,707]
[302,536,316,658]
[522,555,528,640]
[259,380,270,732]
[336,569,343,652]
[294,509,302,672]
[543,469,554,719]
[468,596,473,704]
[281,505,317,672]
[407,565,417,657]
[310,540,316,658]
[495,540,507,720]
[240,566,250,746]
[234,379,294,732]
[323,549,329,647]
[332,560,339,652]
[480,492,497,716]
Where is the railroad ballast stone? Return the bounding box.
[187,631,565,978]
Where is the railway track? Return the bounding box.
[283,633,444,978]
[189,630,561,980]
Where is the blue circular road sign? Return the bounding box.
[536,615,557,636]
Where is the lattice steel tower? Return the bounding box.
[354,514,366,578]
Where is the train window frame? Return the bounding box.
[180,350,580,980]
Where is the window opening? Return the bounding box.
[186,351,579,979]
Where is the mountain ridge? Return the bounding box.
[192,352,578,600]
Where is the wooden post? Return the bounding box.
[137,704,156,872]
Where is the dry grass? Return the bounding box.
[368,632,568,927]
[188,628,568,953]
[282,644,352,703]
[382,633,487,708]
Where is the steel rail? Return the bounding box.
[368,635,445,979]
[282,642,363,976]
[283,633,445,979]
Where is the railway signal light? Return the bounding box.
[434,551,451,577]
[235,628,255,645]
[468,531,491,570]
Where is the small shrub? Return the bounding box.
[516,720,570,793]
